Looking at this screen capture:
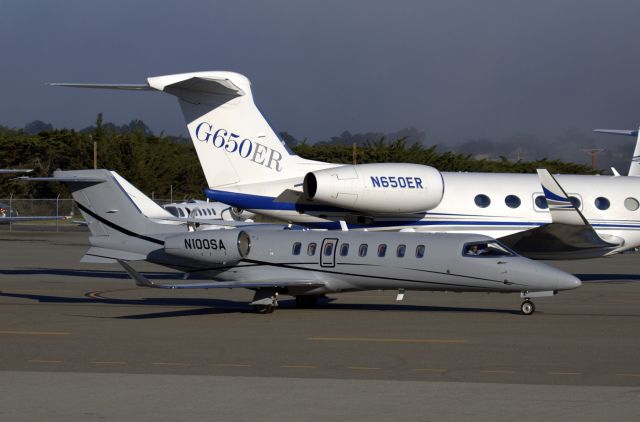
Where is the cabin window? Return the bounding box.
[569,196,581,209]
[324,242,334,257]
[474,194,491,208]
[416,244,425,258]
[396,244,406,258]
[292,242,301,255]
[534,195,548,209]
[359,244,368,257]
[165,206,179,217]
[340,243,350,256]
[307,243,317,256]
[378,244,387,257]
[625,197,639,211]
[463,241,514,257]
[595,197,610,210]
[178,208,186,217]
[505,195,521,209]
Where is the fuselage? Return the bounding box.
[206,172,640,255]
[119,229,580,296]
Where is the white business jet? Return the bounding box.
[52,72,640,259]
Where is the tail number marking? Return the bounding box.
[371,176,423,189]
[195,122,282,172]
[184,238,226,250]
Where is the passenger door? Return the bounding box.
[320,238,338,268]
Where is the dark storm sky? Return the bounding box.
[2,0,640,146]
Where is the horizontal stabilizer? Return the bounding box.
[592,129,638,137]
[49,83,151,91]
[0,169,32,174]
[50,72,246,102]
[15,175,106,184]
[0,216,69,222]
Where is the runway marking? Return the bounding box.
[308,337,467,344]
[152,362,191,367]
[348,366,381,371]
[0,330,71,336]
[28,359,63,364]
[616,373,640,377]
[280,365,317,369]
[214,363,252,367]
[413,368,447,372]
[480,370,516,374]
[548,371,581,376]
[91,361,127,365]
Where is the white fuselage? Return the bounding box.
[209,172,640,254]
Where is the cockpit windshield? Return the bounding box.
[463,241,515,257]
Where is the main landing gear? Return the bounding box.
[251,288,278,314]
[520,299,535,316]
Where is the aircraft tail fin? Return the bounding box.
[23,170,183,241]
[593,127,640,176]
[52,72,332,188]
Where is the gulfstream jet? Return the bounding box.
[52,72,640,259]
[22,169,580,315]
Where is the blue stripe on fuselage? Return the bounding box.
[204,189,640,230]
[205,189,355,213]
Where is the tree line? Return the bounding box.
[0,120,593,199]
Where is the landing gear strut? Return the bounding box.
[520,300,535,316]
[250,288,278,314]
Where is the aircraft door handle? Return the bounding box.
[497,261,507,265]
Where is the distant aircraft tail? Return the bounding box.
[52,72,333,188]
[593,127,640,176]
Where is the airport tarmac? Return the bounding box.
[1,230,640,421]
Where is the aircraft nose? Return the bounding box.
[558,273,582,290]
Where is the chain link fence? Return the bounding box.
[0,197,179,232]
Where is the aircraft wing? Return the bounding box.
[498,169,619,259]
[118,259,324,289]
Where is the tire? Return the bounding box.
[521,300,535,315]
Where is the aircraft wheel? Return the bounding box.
[254,305,275,314]
[295,295,318,308]
[521,300,535,316]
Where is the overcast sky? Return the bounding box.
[2,0,640,146]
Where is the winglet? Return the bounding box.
[536,169,589,226]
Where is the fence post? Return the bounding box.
[8,192,13,232]
[56,194,60,232]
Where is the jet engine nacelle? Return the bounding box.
[302,163,444,213]
[164,229,250,264]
